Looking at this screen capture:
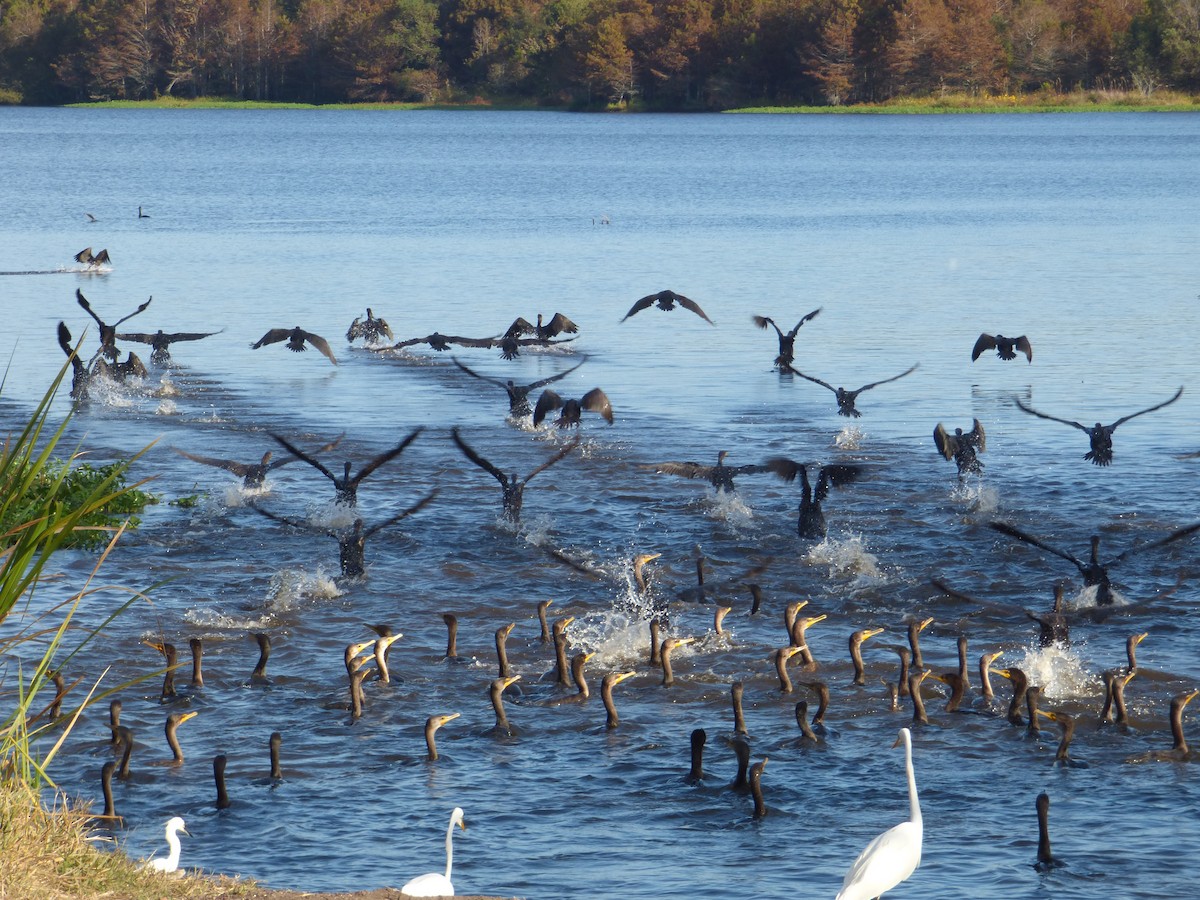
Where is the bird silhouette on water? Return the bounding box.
[753,307,821,369]
[972,333,1032,363]
[788,364,918,417]
[1014,388,1183,466]
[270,428,422,506]
[621,290,714,324]
[450,427,579,522]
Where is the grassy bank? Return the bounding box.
[48,88,1200,112]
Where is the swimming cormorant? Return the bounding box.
[972,333,1032,363]
[621,289,714,324]
[788,363,919,417]
[933,419,986,475]
[1014,387,1184,465]
[1034,793,1063,870]
[765,458,865,538]
[450,427,579,522]
[752,308,821,369]
[602,671,637,728]
[451,356,586,417]
[251,326,338,365]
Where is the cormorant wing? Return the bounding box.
[172,447,256,478]
[119,330,221,344]
[544,312,578,336]
[643,461,712,480]
[268,432,346,470]
[533,389,564,426]
[362,488,439,539]
[785,367,837,394]
[814,463,863,502]
[527,359,586,390]
[298,329,337,365]
[1109,520,1200,565]
[969,418,986,451]
[269,432,338,482]
[450,357,506,389]
[728,463,772,476]
[442,334,500,349]
[765,456,807,483]
[853,363,918,394]
[580,387,613,423]
[76,289,105,326]
[988,521,1086,571]
[113,297,152,327]
[752,315,783,337]
[352,427,424,484]
[933,423,956,461]
[252,328,294,349]
[1013,398,1088,432]
[675,294,714,324]
[1013,335,1033,362]
[505,317,535,339]
[246,503,309,530]
[74,248,94,264]
[450,427,507,485]
[620,295,658,322]
[787,307,822,337]
[1108,386,1184,430]
[971,333,997,361]
[93,249,112,265]
[524,437,580,483]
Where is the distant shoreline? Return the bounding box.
[33,90,1200,114]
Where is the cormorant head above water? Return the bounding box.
[972,332,1032,363]
[621,290,714,325]
[1014,387,1183,466]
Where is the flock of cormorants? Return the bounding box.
[48,284,1200,897]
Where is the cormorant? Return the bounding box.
[57,322,90,400]
[533,387,613,428]
[116,328,221,364]
[450,428,578,522]
[74,247,112,270]
[641,449,769,493]
[251,327,338,365]
[1014,387,1183,465]
[371,332,499,353]
[752,308,821,369]
[972,333,1032,363]
[933,419,986,476]
[621,290,714,325]
[76,288,151,361]
[788,364,919,418]
[765,458,865,538]
[346,308,394,343]
[270,427,423,505]
[173,431,345,489]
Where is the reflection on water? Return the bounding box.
[2,109,1199,899]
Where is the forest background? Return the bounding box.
[1,0,1199,111]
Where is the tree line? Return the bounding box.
[2,0,1199,108]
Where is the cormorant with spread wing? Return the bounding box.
[934,419,986,476]
[251,327,338,365]
[766,458,864,538]
[788,364,918,418]
[74,248,112,270]
[76,289,151,362]
[640,450,770,493]
[972,333,1032,363]
[371,332,499,353]
[346,309,394,343]
[117,328,221,364]
[270,428,423,506]
[505,312,578,341]
[451,357,586,417]
[250,490,437,578]
[533,388,613,428]
[450,428,579,522]
[174,434,343,490]
[989,520,1200,606]
[1014,388,1183,466]
[753,308,821,369]
[621,290,714,325]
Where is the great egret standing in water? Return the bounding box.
[401,807,466,896]
[835,728,922,900]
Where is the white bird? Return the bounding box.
[144,816,189,874]
[835,728,922,900]
[401,807,466,897]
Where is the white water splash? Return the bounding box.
[704,489,754,529]
[264,567,342,610]
[950,479,999,513]
[1065,584,1130,611]
[834,426,865,450]
[804,534,883,580]
[1006,641,1101,701]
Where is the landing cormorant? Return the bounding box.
[251,327,338,365]
[933,419,986,475]
[451,356,586,417]
[346,308,393,343]
[116,328,221,364]
[765,458,865,538]
[641,449,769,493]
[788,364,919,418]
[621,290,714,324]
[533,387,613,428]
[972,333,1032,363]
[752,307,821,369]
[270,427,423,506]
[76,289,151,361]
[450,428,578,522]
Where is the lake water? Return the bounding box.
[2,107,1200,898]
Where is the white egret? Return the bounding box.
[401,807,466,897]
[145,816,189,874]
[835,728,922,900]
